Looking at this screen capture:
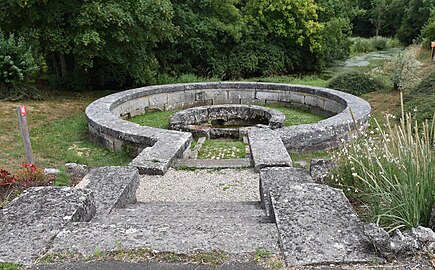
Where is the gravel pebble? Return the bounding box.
[137,168,259,202]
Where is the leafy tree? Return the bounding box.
[397,0,433,44]
[0,32,41,100]
[315,0,361,67]
[0,0,177,88]
[157,0,242,78]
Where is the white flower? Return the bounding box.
[352,173,358,177]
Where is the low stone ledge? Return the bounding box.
[259,167,313,216]
[77,166,139,215]
[0,187,96,265]
[248,129,292,172]
[269,183,377,266]
[169,105,285,138]
[130,133,192,175]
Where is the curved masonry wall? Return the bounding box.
[86,82,371,174]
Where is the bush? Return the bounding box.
[327,71,388,96]
[0,32,41,100]
[402,71,435,123]
[383,46,423,91]
[349,37,376,54]
[371,36,388,51]
[420,14,435,48]
[330,113,435,231]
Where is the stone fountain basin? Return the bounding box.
[169,104,285,139]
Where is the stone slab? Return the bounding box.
[259,167,313,216]
[0,187,96,265]
[248,129,292,172]
[77,166,139,215]
[49,202,279,257]
[173,158,252,170]
[269,183,376,266]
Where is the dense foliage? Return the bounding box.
[0,32,41,100]
[0,0,432,89]
[0,0,360,89]
[353,0,434,44]
[402,71,435,123]
[327,71,388,96]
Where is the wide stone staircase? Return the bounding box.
[50,201,279,256]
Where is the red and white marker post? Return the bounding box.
[17,106,35,163]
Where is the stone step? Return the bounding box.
[259,167,313,216]
[76,166,139,216]
[100,201,270,223]
[247,129,292,172]
[173,158,251,170]
[0,187,96,265]
[50,201,279,257]
[269,183,377,266]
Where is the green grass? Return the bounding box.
[198,139,246,159]
[0,262,23,270]
[265,105,326,126]
[247,74,328,87]
[30,115,131,169]
[129,110,176,129]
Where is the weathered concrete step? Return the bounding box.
[269,183,377,266]
[248,129,292,172]
[50,218,279,257]
[173,158,251,169]
[106,201,267,219]
[0,187,96,265]
[259,167,314,216]
[77,166,139,216]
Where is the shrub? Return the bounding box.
[349,37,376,54]
[327,71,388,96]
[0,32,40,100]
[330,111,435,231]
[371,36,388,51]
[383,46,423,91]
[401,71,435,123]
[420,14,435,48]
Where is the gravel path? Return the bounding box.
[137,168,259,202]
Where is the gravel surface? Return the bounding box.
[137,168,259,202]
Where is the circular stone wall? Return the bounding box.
[169,104,285,139]
[85,82,371,174]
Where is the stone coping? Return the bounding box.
[86,82,371,174]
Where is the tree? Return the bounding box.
[397,0,433,44]
[315,0,361,67]
[370,0,389,36]
[0,0,177,88]
[157,0,242,78]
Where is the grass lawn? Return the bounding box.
[198,139,246,159]
[0,91,131,172]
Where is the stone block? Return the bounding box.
[310,158,335,184]
[78,166,139,215]
[269,183,376,266]
[0,187,95,265]
[259,167,313,216]
[248,129,292,172]
[279,92,305,104]
[228,89,256,100]
[149,94,168,110]
[304,95,325,108]
[256,91,280,101]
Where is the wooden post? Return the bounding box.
[17,106,35,164]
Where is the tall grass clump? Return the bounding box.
[331,97,434,232]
